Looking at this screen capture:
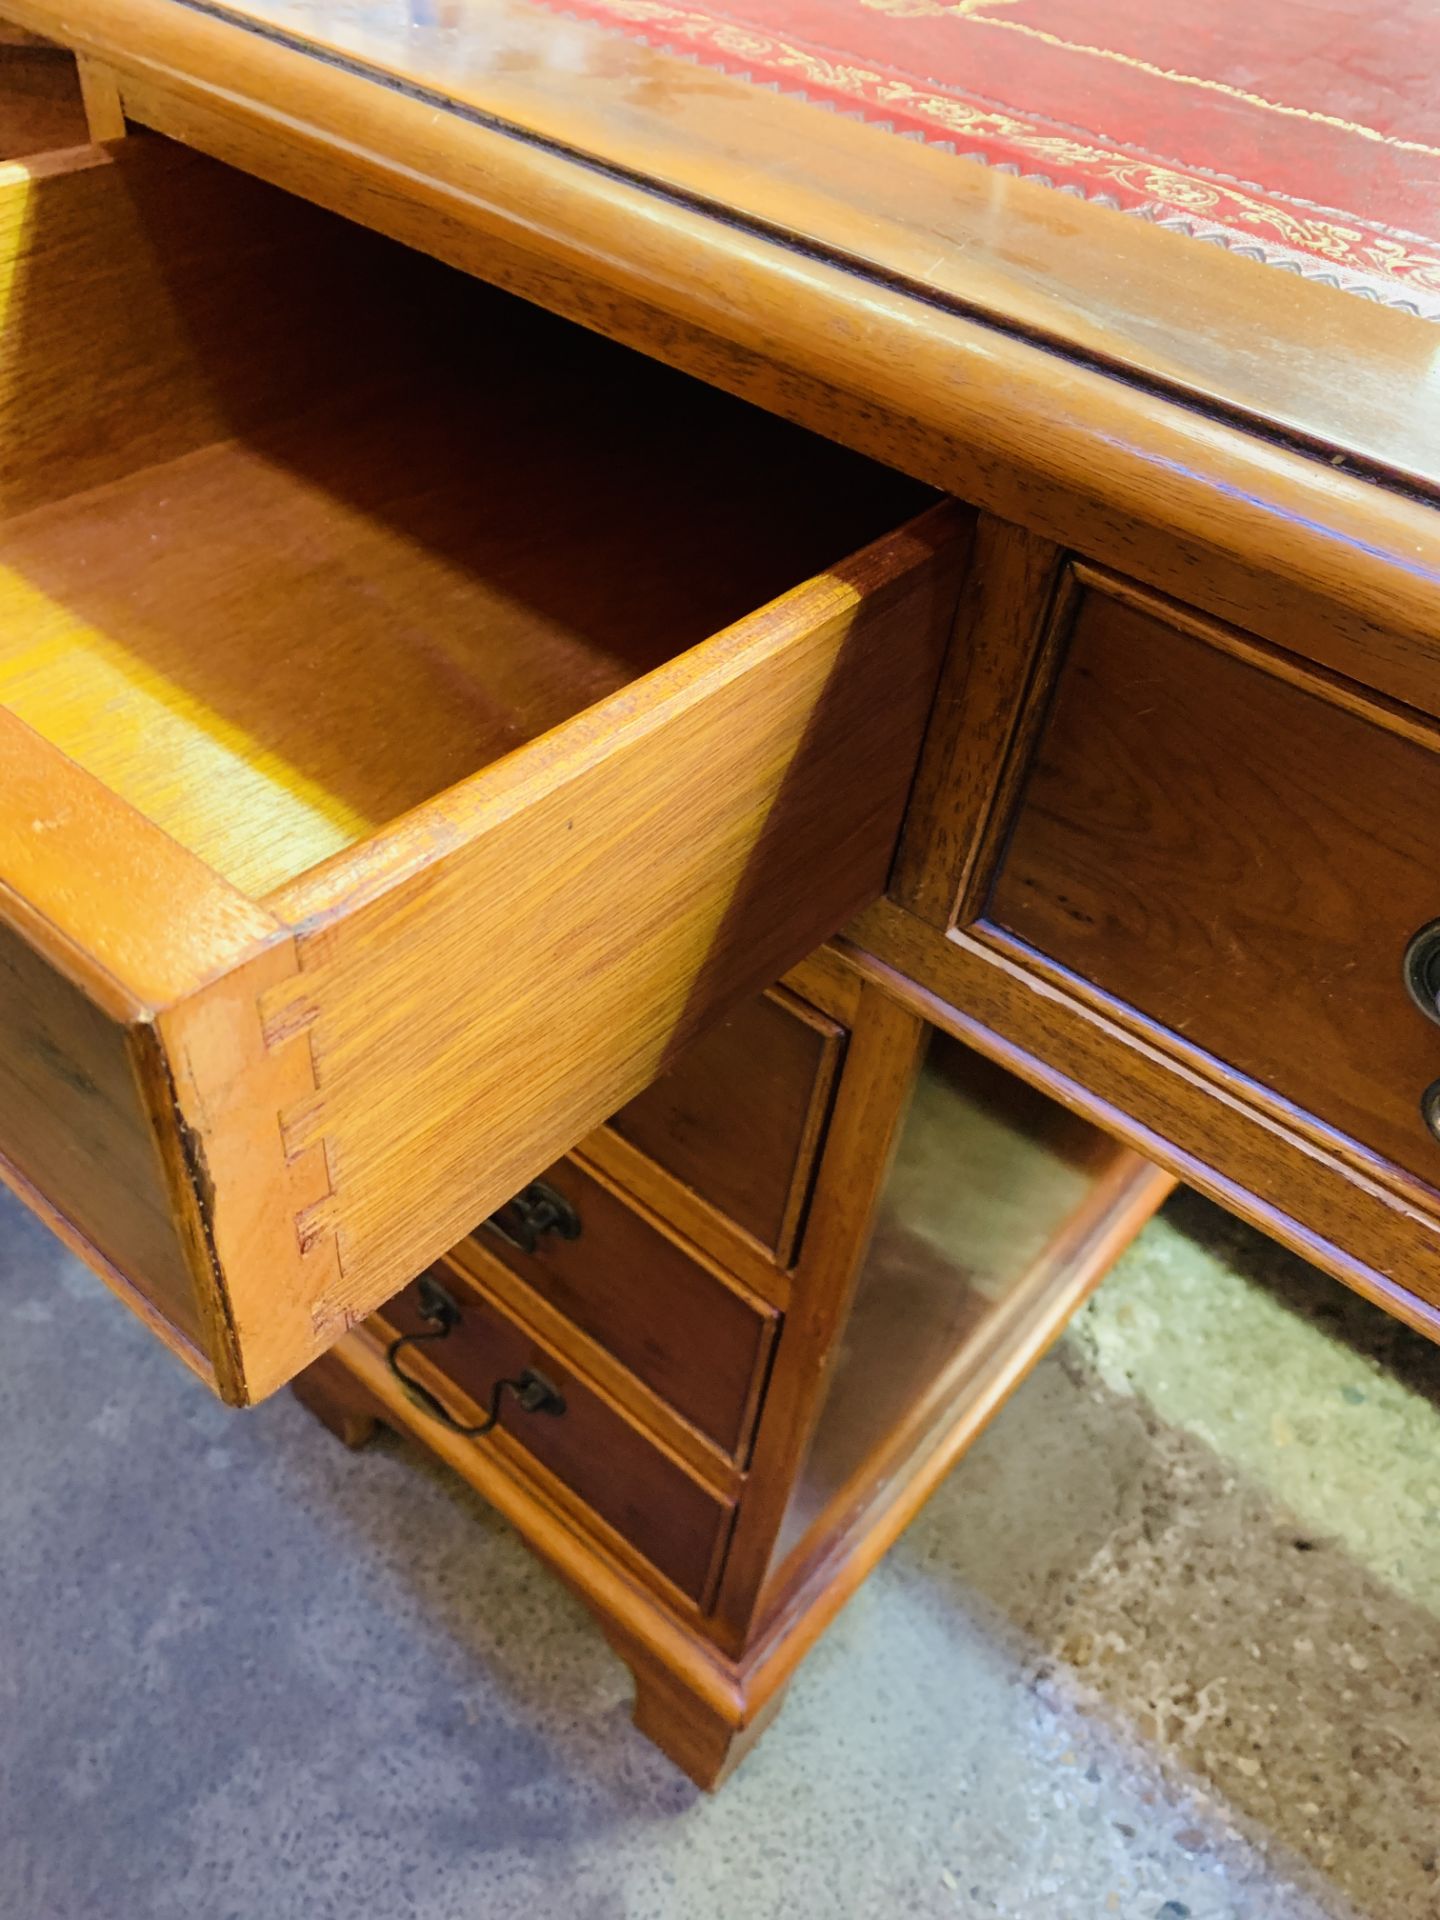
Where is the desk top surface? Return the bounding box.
[433,0,1440,319]
[78,0,1440,485]
[10,0,1440,555]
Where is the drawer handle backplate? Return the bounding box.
[1404,920,1440,1028]
[386,1274,567,1436]
[481,1180,582,1257]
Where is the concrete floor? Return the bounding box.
[2,1182,1437,1919]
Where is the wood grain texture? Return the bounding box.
[314,1302,946,1789]
[0,710,278,1014]
[984,568,1440,1207]
[601,1617,789,1792]
[23,0,1437,1780]
[0,136,950,1401]
[710,980,929,1642]
[376,1264,734,1607]
[0,137,420,523]
[763,1038,1172,1601]
[11,0,1440,723]
[305,964,1170,1786]
[0,143,356,1397]
[0,709,296,1397]
[15,0,1440,498]
[745,1155,1175,1686]
[779,946,865,1029]
[155,938,338,1403]
[74,53,123,138]
[0,269,928,894]
[579,956,861,1308]
[0,38,87,157]
[844,903,1440,1341]
[315,1318,761,1760]
[447,1229,743,1497]
[470,1155,776,1462]
[600,985,844,1268]
[265,509,965,1353]
[891,515,1066,928]
[576,1122,797,1315]
[0,910,205,1348]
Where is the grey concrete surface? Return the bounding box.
[1,1182,1437,1920]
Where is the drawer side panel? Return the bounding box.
[274,509,967,1347]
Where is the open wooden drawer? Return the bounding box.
[0,137,966,1402]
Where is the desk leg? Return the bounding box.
[599,1620,789,1792]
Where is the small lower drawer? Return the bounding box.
[471,1158,776,1459]
[375,1263,734,1606]
[599,986,844,1266]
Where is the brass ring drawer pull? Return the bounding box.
[386,1275,566,1436]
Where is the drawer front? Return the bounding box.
[0,139,966,1405]
[983,569,1440,1198]
[601,986,843,1265]
[473,1158,775,1458]
[377,1266,732,1605]
[0,907,204,1351]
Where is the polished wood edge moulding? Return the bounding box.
[841,910,1440,1345]
[6,0,1440,713]
[18,0,1440,495]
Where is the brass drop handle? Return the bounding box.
[386,1275,566,1435]
[1421,1082,1440,1146]
[481,1179,582,1256]
[1404,920,1440,1028]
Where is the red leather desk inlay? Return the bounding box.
[538,0,1440,315]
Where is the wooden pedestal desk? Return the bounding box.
[2,1,1439,1785]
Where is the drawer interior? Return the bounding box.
[0,136,963,1404]
[0,144,928,902]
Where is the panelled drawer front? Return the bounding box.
[0,139,967,1405]
[982,568,1440,1197]
[600,986,843,1265]
[377,1265,732,1605]
[473,1158,775,1459]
